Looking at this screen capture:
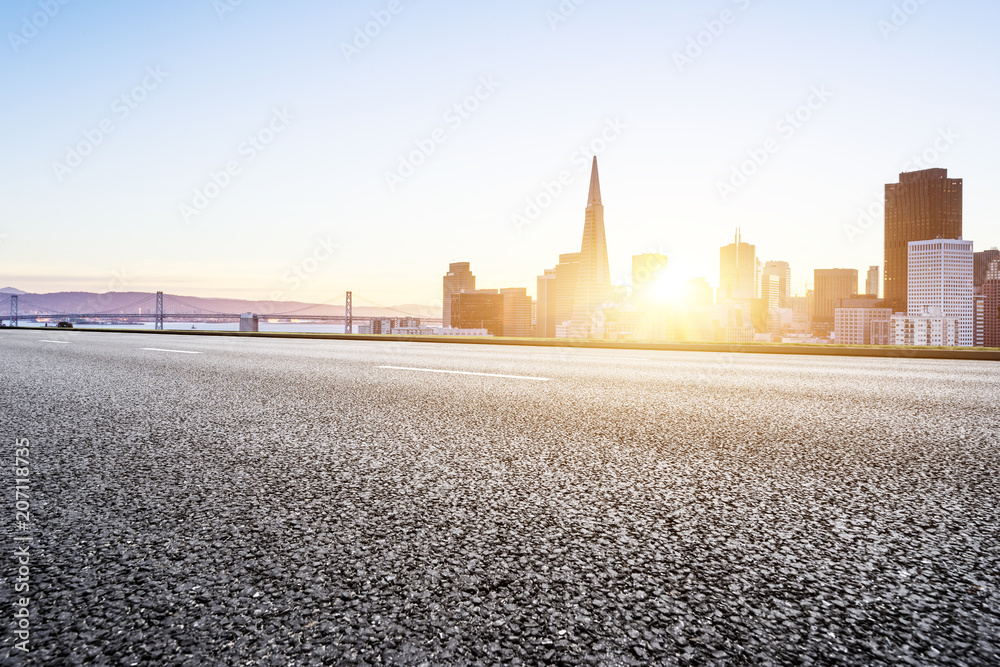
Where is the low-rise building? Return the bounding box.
[891,306,959,347]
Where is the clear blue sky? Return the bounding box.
[1,0,998,307]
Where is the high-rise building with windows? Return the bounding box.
[536,269,557,338]
[554,252,580,333]
[761,261,791,307]
[907,239,973,347]
[884,168,962,312]
[569,158,612,338]
[450,289,502,336]
[981,260,1000,347]
[974,248,1000,291]
[813,269,858,328]
[866,265,880,298]
[443,262,475,327]
[500,288,533,338]
[719,231,756,304]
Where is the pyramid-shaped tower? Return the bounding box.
[569,157,612,338]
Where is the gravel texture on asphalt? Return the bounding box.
[1,330,998,666]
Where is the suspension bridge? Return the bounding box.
[1,291,440,331]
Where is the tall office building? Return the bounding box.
[450,289,502,336]
[719,231,756,303]
[974,248,1000,290]
[631,253,669,307]
[813,269,859,328]
[985,261,1000,347]
[569,158,612,338]
[907,239,973,346]
[761,261,791,307]
[554,252,581,332]
[536,269,557,338]
[443,262,475,327]
[884,168,963,312]
[866,266,880,298]
[974,294,985,347]
[500,288,533,338]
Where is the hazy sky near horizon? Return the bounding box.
[1,0,998,308]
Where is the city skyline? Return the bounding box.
[1,1,999,306]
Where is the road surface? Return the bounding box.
[1,330,998,665]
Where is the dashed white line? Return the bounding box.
[378,366,550,381]
[40,340,70,344]
[142,348,203,355]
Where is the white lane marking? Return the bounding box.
[40,340,70,344]
[378,366,550,381]
[142,348,203,355]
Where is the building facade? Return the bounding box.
[974,248,1000,290]
[985,260,1000,347]
[884,168,963,312]
[892,307,959,347]
[834,296,892,345]
[762,261,791,307]
[450,290,503,336]
[907,239,973,346]
[866,265,880,298]
[569,158,612,338]
[813,269,858,329]
[536,269,557,338]
[500,288,533,337]
[719,231,756,303]
[443,262,475,328]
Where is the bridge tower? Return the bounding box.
[155,292,164,330]
[344,291,353,334]
[8,294,17,328]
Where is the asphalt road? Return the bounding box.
[1,329,999,666]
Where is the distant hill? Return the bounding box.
[3,291,441,319]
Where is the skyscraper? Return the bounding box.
[974,248,1000,291]
[813,269,858,328]
[884,168,963,312]
[443,262,475,327]
[985,260,1000,347]
[536,269,557,338]
[719,231,756,303]
[569,158,612,338]
[866,265,880,298]
[451,289,502,336]
[908,239,974,346]
[554,252,581,333]
[761,260,791,307]
[500,288,533,338]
